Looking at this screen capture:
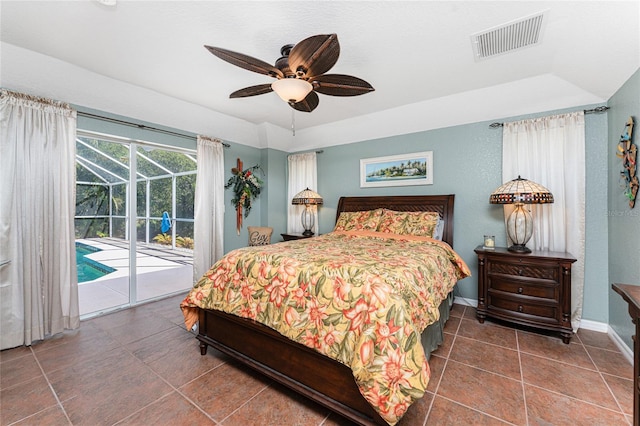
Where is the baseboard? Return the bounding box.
[581,319,633,364]
[607,326,634,365]
[578,318,609,333]
[453,296,477,308]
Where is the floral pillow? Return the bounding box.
[376,209,440,237]
[333,208,383,232]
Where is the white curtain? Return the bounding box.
[0,89,79,349]
[502,111,586,330]
[287,153,318,234]
[193,135,225,282]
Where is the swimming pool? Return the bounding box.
[76,242,115,283]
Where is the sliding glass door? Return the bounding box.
[134,144,196,303]
[75,136,131,315]
[75,131,196,317]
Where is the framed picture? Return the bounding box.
[360,151,433,188]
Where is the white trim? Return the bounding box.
[578,318,609,333]
[607,326,634,365]
[453,296,477,308]
[128,142,137,304]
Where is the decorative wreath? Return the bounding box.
[225,164,263,218]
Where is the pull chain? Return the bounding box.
[291,108,296,136]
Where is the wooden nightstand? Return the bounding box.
[281,233,314,241]
[474,246,576,343]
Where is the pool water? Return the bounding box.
[76,243,115,283]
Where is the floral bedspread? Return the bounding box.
[181,231,470,425]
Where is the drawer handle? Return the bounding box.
[517,287,523,294]
[518,305,523,312]
[518,269,523,276]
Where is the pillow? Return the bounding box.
[376,209,440,237]
[248,226,273,246]
[432,217,445,240]
[333,208,383,232]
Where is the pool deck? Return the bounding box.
[77,238,193,317]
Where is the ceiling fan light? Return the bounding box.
[271,78,312,103]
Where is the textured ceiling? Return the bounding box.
[1,1,639,151]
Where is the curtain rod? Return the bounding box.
[288,150,324,157]
[488,106,610,128]
[77,111,231,147]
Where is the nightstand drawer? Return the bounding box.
[488,294,558,321]
[488,276,558,300]
[488,261,558,281]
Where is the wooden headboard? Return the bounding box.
[335,194,455,247]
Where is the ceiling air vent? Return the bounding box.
[471,11,547,61]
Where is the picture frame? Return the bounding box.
[360,151,433,188]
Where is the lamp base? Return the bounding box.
[300,205,315,237]
[508,244,531,253]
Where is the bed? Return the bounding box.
[181,194,469,425]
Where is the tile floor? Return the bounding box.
[1,296,634,426]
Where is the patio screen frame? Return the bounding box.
[75,130,197,250]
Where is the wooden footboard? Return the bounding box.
[197,308,387,426]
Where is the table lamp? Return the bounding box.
[291,188,323,236]
[489,176,554,253]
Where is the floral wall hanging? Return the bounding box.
[225,158,264,234]
[617,116,638,208]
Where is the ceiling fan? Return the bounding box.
[204,34,375,113]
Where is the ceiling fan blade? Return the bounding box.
[288,34,340,79]
[229,84,274,98]
[290,91,319,113]
[205,45,284,79]
[312,74,375,96]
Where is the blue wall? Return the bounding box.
[304,105,610,323]
[259,147,289,243]
[608,68,640,348]
[222,145,264,251]
[312,121,502,302]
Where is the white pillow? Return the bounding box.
[432,217,445,240]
